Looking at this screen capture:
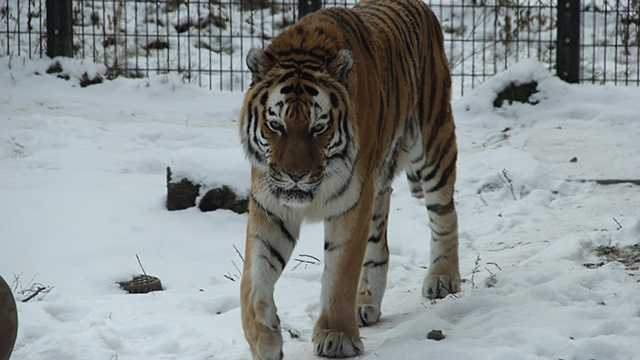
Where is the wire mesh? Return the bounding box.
[1,0,639,95]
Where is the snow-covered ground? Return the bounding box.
[1,57,640,360]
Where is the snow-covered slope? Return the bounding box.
[1,58,639,360]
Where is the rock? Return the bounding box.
[166,167,201,211]
[79,72,103,87]
[199,186,248,214]
[426,329,446,341]
[117,275,163,294]
[165,167,248,214]
[493,81,539,108]
[0,275,18,360]
[46,61,63,74]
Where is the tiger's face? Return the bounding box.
[240,48,355,208]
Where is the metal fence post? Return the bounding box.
[556,0,580,83]
[298,0,322,19]
[46,0,73,57]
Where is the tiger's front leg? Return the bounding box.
[241,198,300,360]
[314,182,375,358]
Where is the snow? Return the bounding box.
[1,57,640,360]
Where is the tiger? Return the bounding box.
[238,0,460,358]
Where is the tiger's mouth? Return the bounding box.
[273,186,315,207]
[267,172,323,207]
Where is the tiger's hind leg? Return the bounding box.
[419,120,461,299]
[356,187,391,326]
[407,107,461,299]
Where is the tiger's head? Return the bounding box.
[239,47,356,208]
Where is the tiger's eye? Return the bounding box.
[311,123,327,135]
[268,120,284,133]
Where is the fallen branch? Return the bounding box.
[569,179,640,186]
[21,285,50,303]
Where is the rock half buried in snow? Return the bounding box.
[166,167,249,214]
[118,275,163,294]
[166,167,201,211]
[198,185,248,214]
[165,148,250,213]
[0,275,18,360]
[426,329,446,341]
[493,80,539,108]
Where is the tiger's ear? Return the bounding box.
[246,48,274,82]
[328,49,353,82]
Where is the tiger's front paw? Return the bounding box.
[313,329,364,358]
[242,300,283,360]
[422,272,461,300]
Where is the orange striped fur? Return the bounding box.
[238,0,460,358]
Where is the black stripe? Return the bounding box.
[431,227,455,237]
[274,47,328,61]
[324,242,341,252]
[251,195,296,245]
[431,255,448,265]
[325,9,375,61]
[258,236,286,270]
[364,258,389,267]
[368,235,381,243]
[258,255,278,272]
[326,110,344,153]
[325,193,360,222]
[407,171,420,183]
[426,152,457,193]
[423,134,455,182]
[326,170,353,203]
[426,200,454,215]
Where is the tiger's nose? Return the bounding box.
[288,172,306,183]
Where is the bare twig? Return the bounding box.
[223,274,237,282]
[297,254,320,263]
[12,272,23,293]
[486,262,503,272]
[20,284,53,303]
[292,253,321,271]
[470,255,481,289]
[612,217,623,231]
[233,244,245,263]
[136,254,148,276]
[231,260,242,277]
[500,169,517,201]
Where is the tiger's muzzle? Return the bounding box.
[268,166,324,207]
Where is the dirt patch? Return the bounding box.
[585,244,640,282]
[593,244,640,271]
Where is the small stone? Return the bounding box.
[117,275,163,294]
[570,157,578,163]
[426,329,446,341]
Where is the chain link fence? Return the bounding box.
[2,0,639,95]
